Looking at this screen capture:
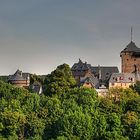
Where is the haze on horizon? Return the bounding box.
[0,0,140,75]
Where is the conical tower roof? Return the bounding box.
[121,41,140,53]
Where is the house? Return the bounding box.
[71,59,119,88]
[71,59,93,84]
[71,59,99,88]
[109,73,139,89]
[8,69,30,88]
[80,76,99,89]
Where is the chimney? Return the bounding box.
[98,65,101,80]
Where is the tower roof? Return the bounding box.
[121,41,140,53]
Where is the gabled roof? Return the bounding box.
[80,76,99,88]
[71,59,119,86]
[91,66,119,73]
[109,73,139,83]
[71,59,91,71]
[9,69,30,81]
[91,66,119,81]
[121,41,140,53]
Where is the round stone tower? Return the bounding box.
[120,41,140,73]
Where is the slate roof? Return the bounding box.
[80,76,99,88]
[91,66,119,81]
[71,59,119,87]
[109,73,140,83]
[71,59,91,71]
[9,70,30,81]
[121,41,140,53]
[72,71,88,76]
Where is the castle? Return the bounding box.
[72,38,140,91]
[109,40,140,89]
[8,32,140,94]
[71,59,118,89]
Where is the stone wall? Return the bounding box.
[121,52,140,73]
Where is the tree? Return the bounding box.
[130,81,140,94]
[122,111,140,139]
[44,64,76,96]
[30,74,44,85]
[56,110,93,140]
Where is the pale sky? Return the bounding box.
[0,0,140,75]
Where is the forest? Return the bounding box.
[0,64,140,140]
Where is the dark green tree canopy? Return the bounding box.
[1,65,140,140]
[44,63,76,96]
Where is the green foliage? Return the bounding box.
[30,74,44,85]
[131,81,140,94]
[44,64,76,96]
[0,76,8,83]
[1,73,140,140]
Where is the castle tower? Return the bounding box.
[120,41,140,73]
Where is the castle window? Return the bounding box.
[134,59,136,61]
[127,59,129,61]
[120,77,123,80]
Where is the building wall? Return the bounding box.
[121,52,140,73]
[10,80,29,88]
[109,82,134,89]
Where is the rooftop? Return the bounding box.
[109,73,140,83]
[121,41,140,53]
[8,69,30,81]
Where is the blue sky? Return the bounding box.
[0,0,140,74]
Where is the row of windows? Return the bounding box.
[112,77,133,81]
[111,83,127,86]
[126,59,136,61]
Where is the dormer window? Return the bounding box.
[119,77,123,80]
